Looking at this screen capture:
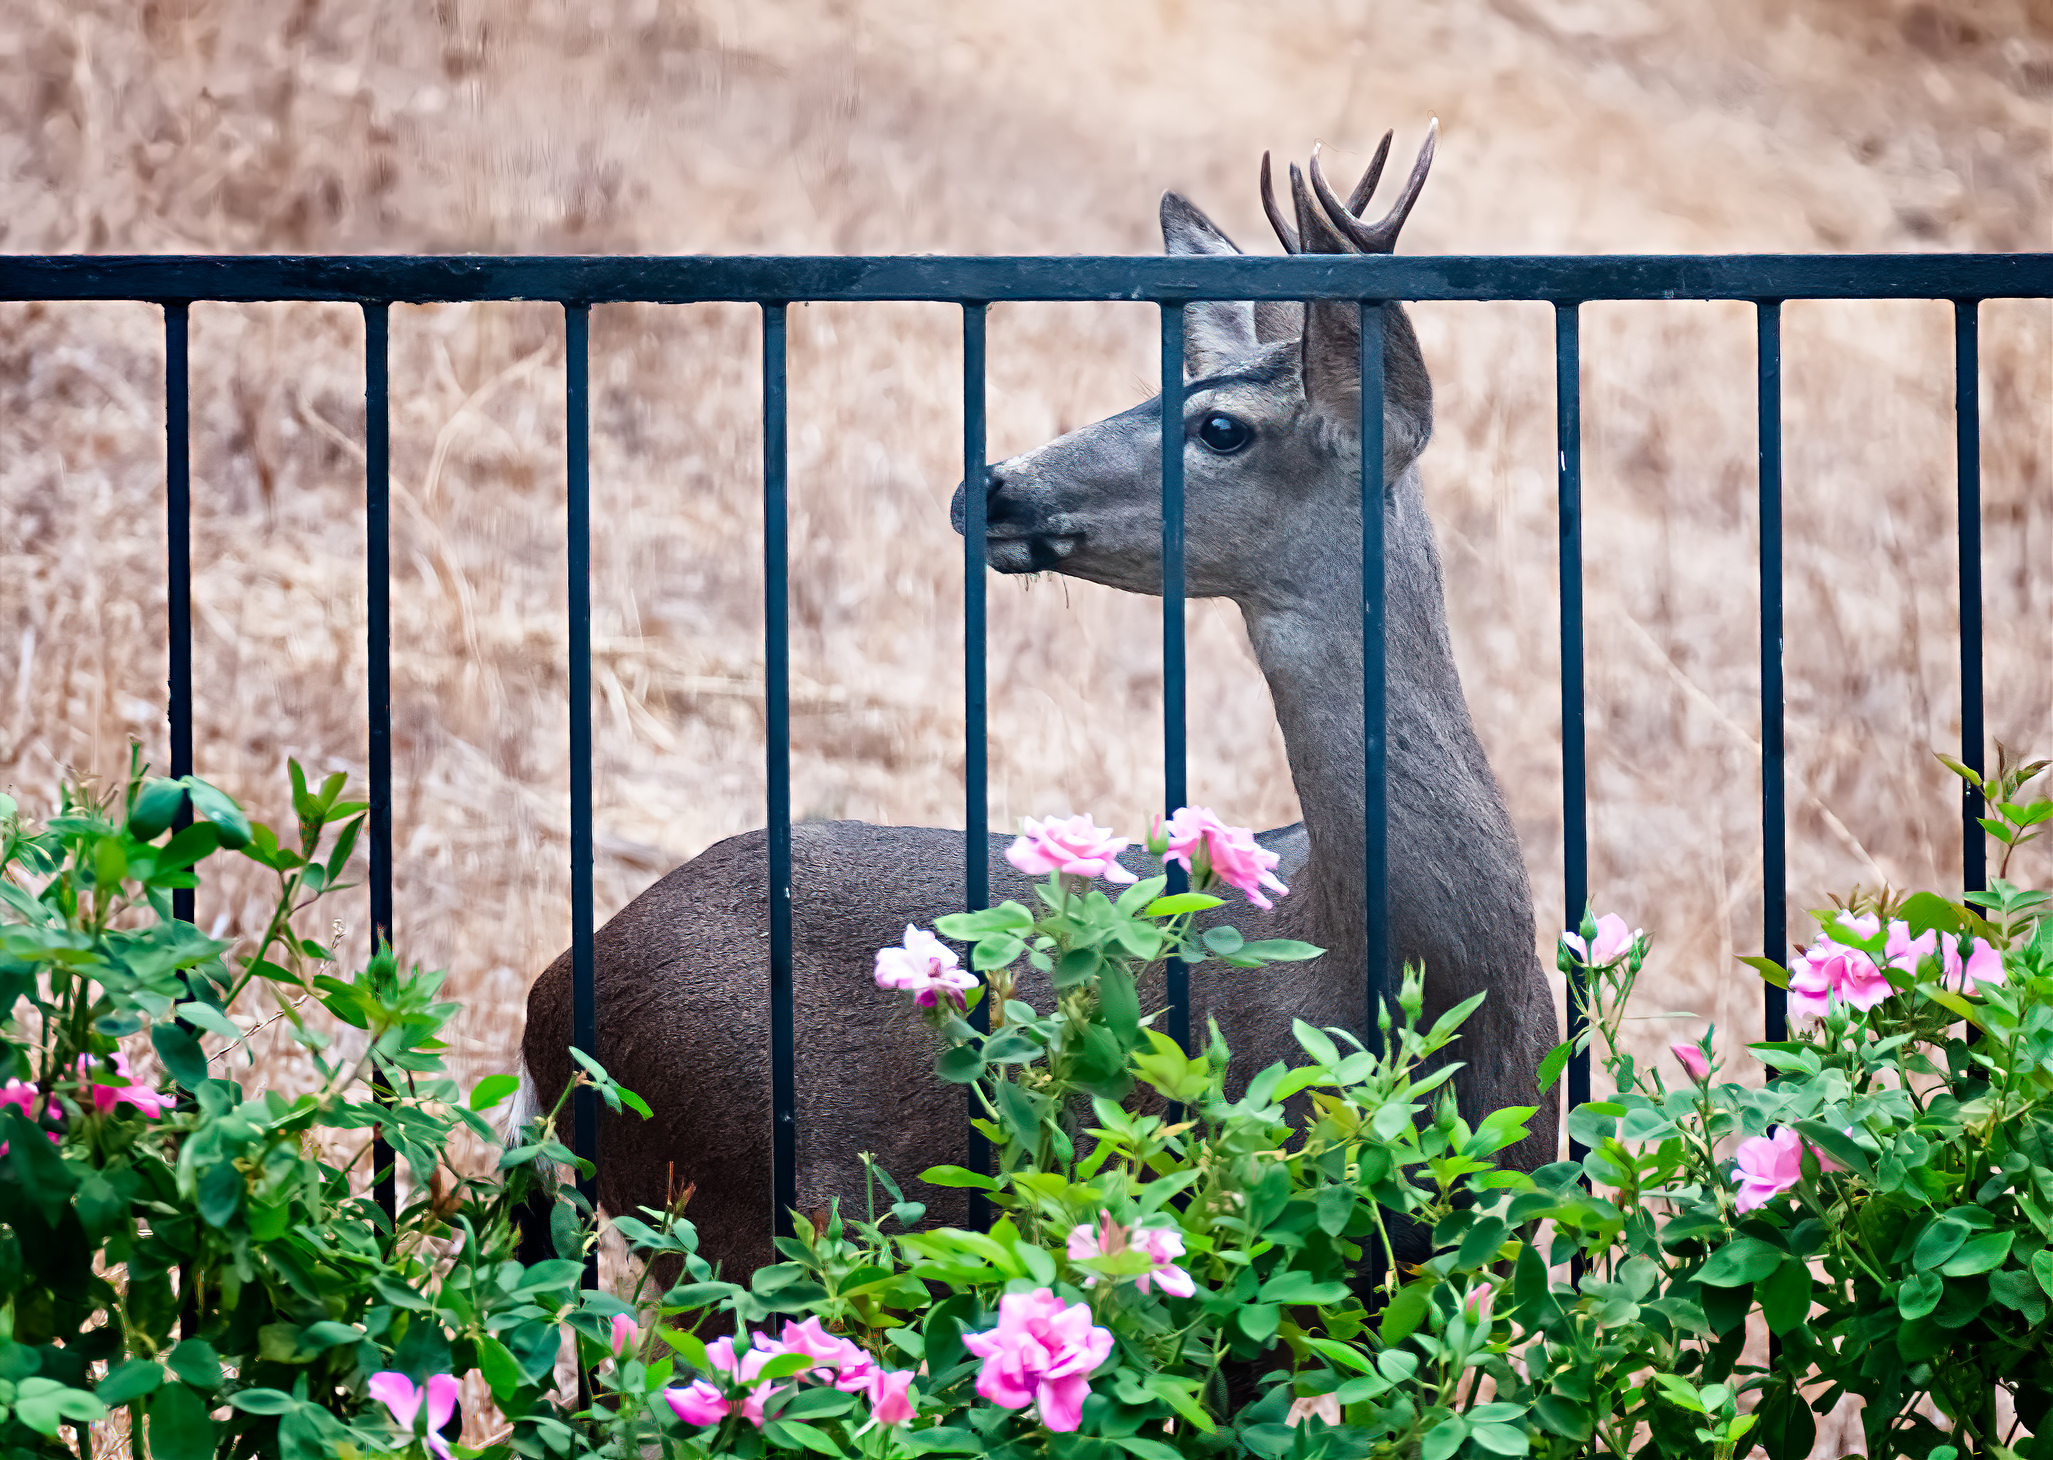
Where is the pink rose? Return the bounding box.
[861,1368,918,1428]
[1732,1127,1844,1212]
[1732,1129,1804,1212]
[0,1079,56,1157]
[1671,1041,1711,1083]
[873,926,978,1009]
[1787,913,1897,1019]
[1561,913,1636,969]
[368,1372,460,1460]
[76,1051,175,1120]
[1884,921,1937,976]
[1006,814,1137,884]
[663,1380,731,1427]
[1067,1213,1196,1298]
[1157,806,1288,911]
[960,1289,1115,1433]
[610,1313,636,1359]
[1942,935,2007,995]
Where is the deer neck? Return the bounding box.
[1235,464,1475,966]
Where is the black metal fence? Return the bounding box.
[4,250,2048,1233]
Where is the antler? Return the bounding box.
[1259,152,1300,254]
[1307,119,1437,255]
[1262,124,1431,255]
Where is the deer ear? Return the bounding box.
[1160,192,1257,378]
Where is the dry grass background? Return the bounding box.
[1,0,2050,1451]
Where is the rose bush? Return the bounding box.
[1,747,2049,1460]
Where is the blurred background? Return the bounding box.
[0,0,2049,1419]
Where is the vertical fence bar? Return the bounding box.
[1955,300,1986,895]
[1555,302,1590,1164]
[962,303,992,1232]
[164,302,196,1338]
[1359,302,1389,1057]
[365,302,397,1220]
[1159,305,1190,1054]
[1757,302,1788,1043]
[565,304,598,1270]
[164,304,194,926]
[763,303,798,1239]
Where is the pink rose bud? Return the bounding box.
[610,1313,636,1359]
[1942,935,2007,995]
[1671,1041,1711,1082]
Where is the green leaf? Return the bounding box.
[148,1384,216,1460]
[898,1427,984,1454]
[1201,925,1245,956]
[1793,1121,1872,1178]
[1236,1303,1281,1343]
[1696,1237,1784,1287]
[1098,964,1140,1043]
[1760,1259,1813,1335]
[992,1080,1041,1148]
[4,1108,75,1223]
[1535,1040,1573,1095]
[182,777,252,849]
[1914,1218,1971,1271]
[1145,893,1224,917]
[1379,1280,1434,1342]
[763,1419,846,1456]
[152,1021,208,1088]
[917,1165,1001,1192]
[96,1360,164,1406]
[477,1334,527,1403]
[127,779,189,841]
[1257,1270,1351,1306]
[1899,891,1964,938]
[1939,1229,2014,1277]
[228,1388,298,1415]
[13,1378,106,1437]
[470,1073,520,1110]
[935,1043,985,1085]
[1898,1271,1943,1319]
[1421,1416,1470,1460]
[972,935,1025,971]
[1238,939,1322,962]
[167,1340,222,1393]
[1738,955,1790,989]
[934,903,1034,939]
[1470,1423,1530,1456]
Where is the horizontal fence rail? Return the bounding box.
[12,248,2045,1232]
[2,252,2050,304]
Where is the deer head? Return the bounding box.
[951,124,1438,612]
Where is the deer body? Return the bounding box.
[518,130,1558,1281]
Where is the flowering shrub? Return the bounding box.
[3,748,2050,1460]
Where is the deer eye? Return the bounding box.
[1196,413,1251,454]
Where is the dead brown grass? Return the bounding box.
[1,0,2050,1451]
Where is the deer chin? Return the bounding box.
[987,532,1079,574]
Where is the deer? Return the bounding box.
[515,124,1559,1285]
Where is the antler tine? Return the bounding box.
[1311,119,1438,255]
[1346,130,1394,215]
[1259,151,1301,254]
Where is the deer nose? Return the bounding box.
[949,465,1004,536]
